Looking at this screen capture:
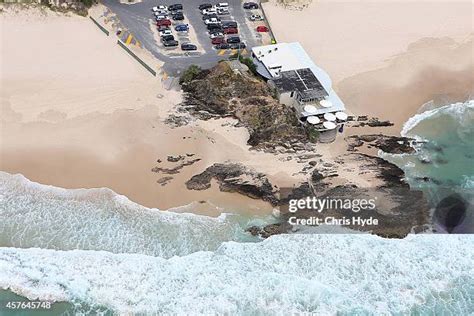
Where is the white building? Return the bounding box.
[251,42,345,118]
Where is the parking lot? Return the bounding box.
[102,0,273,77]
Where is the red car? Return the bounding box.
[223,27,238,35]
[157,19,172,27]
[256,25,269,32]
[211,37,224,45]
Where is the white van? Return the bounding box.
[217,2,229,8]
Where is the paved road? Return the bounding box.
[102,0,261,77]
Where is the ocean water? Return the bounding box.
[1,101,473,314]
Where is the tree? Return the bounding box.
[179,65,202,85]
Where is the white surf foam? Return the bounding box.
[0,234,472,315]
[0,172,259,258]
[401,100,474,137]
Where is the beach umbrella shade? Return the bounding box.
[307,116,320,125]
[304,105,318,114]
[335,112,348,121]
[324,113,337,121]
[320,100,333,108]
[323,121,337,130]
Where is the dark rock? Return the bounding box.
[157,176,173,186]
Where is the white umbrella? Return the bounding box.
[324,113,336,121]
[335,112,348,121]
[307,116,320,125]
[320,100,333,108]
[323,121,336,130]
[304,105,317,114]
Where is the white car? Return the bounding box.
[209,32,223,39]
[159,29,173,37]
[204,18,221,25]
[250,14,263,21]
[202,8,217,15]
[152,5,167,12]
[155,15,168,20]
[154,10,168,15]
[217,7,229,15]
[216,2,229,8]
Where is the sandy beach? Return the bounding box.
[263,0,474,132]
[1,1,473,214]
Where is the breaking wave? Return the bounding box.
[0,172,263,258]
[1,234,473,314]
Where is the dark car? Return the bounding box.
[202,13,219,20]
[198,3,213,10]
[175,24,189,32]
[181,43,197,51]
[163,39,179,47]
[172,12,185,20]
[226,36,240,44]
[214,43,230,49]
[168,3,183,11]
[211,37,225,45]
[221,21,237,29]
[161,34,175,42]
[209,28,223,35]
[230,42,246,49]
[243,2,259,9]
[223,27,238,34]
[207,24,222,31]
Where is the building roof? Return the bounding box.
[252,42,345,114]
[272,68,328,101]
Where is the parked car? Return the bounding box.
[168,3,183,11]
[198,3,213,10]
[155,14,168,20]
[175,24,189,32]
[202,8,217,15]
[209,32,224,39]
[230,42,246,49]
[154,9,168,15]
[163,39,179,47]
[159,29,173,37]
[256,25,269,32]
[216,2,228,8]
[214,43,230,49]
[181,43,197,51]
[158,25,170,31]
[243,2,258,9]
[202,13,219,20]
[204,18,221,25]
[207,24,222,31]
[223,27,238,34]
[211,37,225,45]
[226,36,240,44]
[250,14,263,21]
[161,34,175,42]
[172,12,185,20]
[221,21,237,28]
[152,5,167,12]
[217,7,229,15]
[157,19,172,26]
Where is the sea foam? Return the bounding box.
[0,234,472,315]
[0,172,260,258]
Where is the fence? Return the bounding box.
[117,40,157,76]
[89,16,109,36]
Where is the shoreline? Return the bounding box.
[1,3,473,215]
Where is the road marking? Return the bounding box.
[241,49,248,56]
[218,49,226,56]
[135,40,141,48]
[125,34,133,45]
[230,49,238,55]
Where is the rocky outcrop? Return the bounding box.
[180,62,309,150]
[346,134,417,154]
[186,163,279,205]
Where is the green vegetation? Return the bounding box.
[306,127,320,143]
[179,65,202,85]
